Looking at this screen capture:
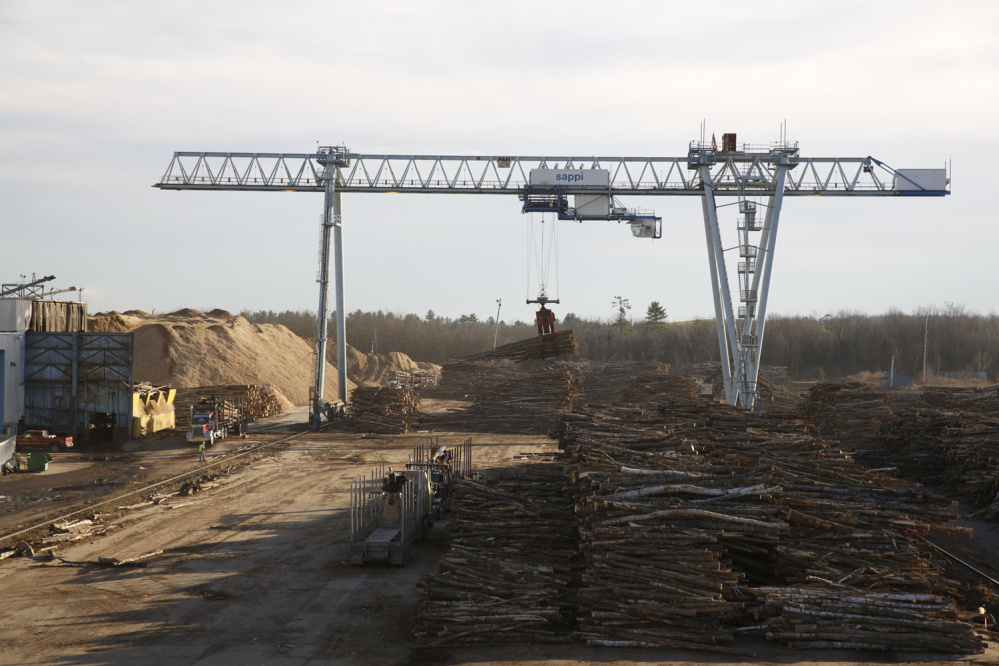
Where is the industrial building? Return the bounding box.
[1,277,133,442]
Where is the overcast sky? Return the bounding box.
[2,1,996,327]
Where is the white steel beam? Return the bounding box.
[746,167,788,403]
[156,141,949,415]
[700,194,735,404]
[155,149,948,197]
[700,169,741,404]
[311,178,336,427]
[333,191,346,405]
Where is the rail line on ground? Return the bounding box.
[0,423,334,549]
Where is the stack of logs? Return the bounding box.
[461,330,578,364]
[874,386,999,510]
[414,363,986,654]
[801,383,999,512]
[420,361,580,434]
[563,369,981,653]
[345,387,421,434]
[414,464,578,646]
[173,384,285,428]
[752,587,984,652]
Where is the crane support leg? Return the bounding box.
[699,170,739,405]
[312,183,347,427]
[698,165,788,410]
[333,191,347,404]
[744,168,787,407]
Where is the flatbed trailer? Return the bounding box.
[349,465,427,566]
[348,437,471,566]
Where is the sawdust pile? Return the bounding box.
[89,309,349,406]
[89,309,439,406]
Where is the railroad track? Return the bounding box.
[0,423,336,550]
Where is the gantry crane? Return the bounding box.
[155,134,949,419]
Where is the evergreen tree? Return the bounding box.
[645,301,668,327]
[612,296,632,331]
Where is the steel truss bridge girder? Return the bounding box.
[154,151,947,197]
[155,143,949,415]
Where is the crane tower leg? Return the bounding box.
[699,170,739,405]
[333,191,347,404]
[312,183,347,427]
[697,165,788,410]
[744,168,787,408]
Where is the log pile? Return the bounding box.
[346,387,421,434]
[174,384,285,427]
[411,364,986,654]
[460,330,578,364]
[797,382,891,452]
[873,386,999,510]
[575,360,672,408]
[433,360,515,400]
[414,464,578,646]
[751,588,983,653]
[420,362,580,435]
[801,383,999,512]
[756,376,799,414]
[559,367,983,654]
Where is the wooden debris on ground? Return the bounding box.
[96,550,164,567]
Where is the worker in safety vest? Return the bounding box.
[199,442,206,462]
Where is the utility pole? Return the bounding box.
[493,299,502,349]
[922,315,929,385]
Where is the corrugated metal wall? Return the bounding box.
[24,332,132,440]
[0,300,32,332]
[0,333,24,433]
[29,301,87,333]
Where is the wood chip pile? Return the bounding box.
[414,465,578,646]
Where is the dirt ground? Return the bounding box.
[0,407,311,536]
[1,420,997,666]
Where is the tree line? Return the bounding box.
[240,302,999,381]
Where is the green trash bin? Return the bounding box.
[26,452,52,472]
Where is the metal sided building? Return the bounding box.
[0,299,31,434]
[24,330,134,441]
[0,296,134,441]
